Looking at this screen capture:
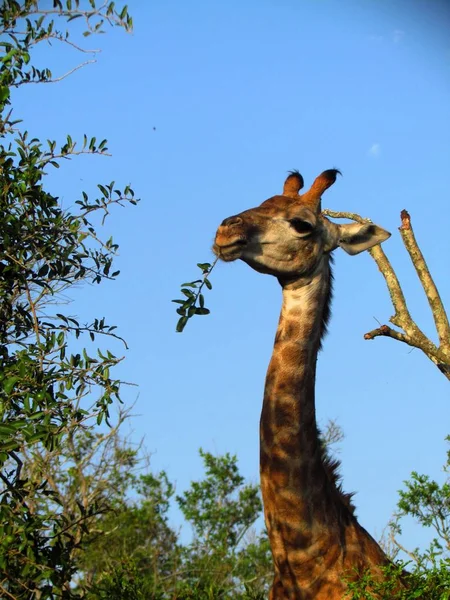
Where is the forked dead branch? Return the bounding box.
[323,208,450,380]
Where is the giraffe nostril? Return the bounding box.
[221,215,243,227]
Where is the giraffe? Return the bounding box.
[213,169,394,599]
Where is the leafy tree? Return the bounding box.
[0,1,135,597]
[19,411,182,598]
[24,427,272,599]
[388,437,450,565]
[178,449,261,548]
[175,449,271,598]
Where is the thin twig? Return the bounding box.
[37,148,112,166]
[389,529,419,564]
[55,324,128,349]
[16,59,97,85]
[0,582,17,600]
[25,281,44,369]
[364,325,410,344]
[8,29,101,53]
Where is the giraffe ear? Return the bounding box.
[337,222,391,255]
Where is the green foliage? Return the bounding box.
[87,559,148,600]
[0,1,135,597]
[14,424,272,598]
[35,421,183,598]
[177,448,261,547]
[346,559,450,600]
[175,449,271,598]
[70,441,271,599]
[396,446,450,547]
[347,437,450,599]
[173,260,217,332]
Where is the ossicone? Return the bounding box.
[302,168,342,212]
[283,170,304,198]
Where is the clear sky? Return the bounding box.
[14,0,450,550]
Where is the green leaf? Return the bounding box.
[1,49,17,64]
[181,288,195,299]
[181,281,201,288]
[28,411,45,421]
[0,86,10,103]
[37,264,49,277]
[0,439,20,451]
[3,376,19,395]
[98,184,108,197]
[197,262,211,272]
[0,423,17,437]
[176,316,189,332]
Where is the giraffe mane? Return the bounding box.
[320,433,356,516]
[318,255,356,516]
[318,254,334,349]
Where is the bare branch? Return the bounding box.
[29,32,101,54]
[389,528,419,564]
[399,210,450,355]
[321,419,344,450]
[323,209,450,381]
[364,324,409,344]
[37,148,112,169]
[0,581,18,600]
[17,59,97,85]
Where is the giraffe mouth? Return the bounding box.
[213,239,247,261]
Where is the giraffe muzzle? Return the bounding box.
[213,225,248,261]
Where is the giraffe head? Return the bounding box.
[213,169,390,280]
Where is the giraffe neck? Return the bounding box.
[259,261,390,597]
[260,258,349,553]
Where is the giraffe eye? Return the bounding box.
[289,219,314,235]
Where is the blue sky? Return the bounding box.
[13,0,450,550]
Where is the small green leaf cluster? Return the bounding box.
[173,260,217,332]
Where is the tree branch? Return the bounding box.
[399,210,450,355]
[323,209,450,381]
[17,59,97,85]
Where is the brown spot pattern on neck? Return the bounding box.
[260,260,389,598]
